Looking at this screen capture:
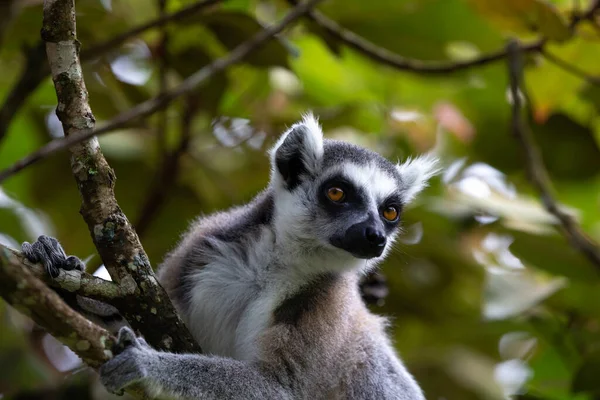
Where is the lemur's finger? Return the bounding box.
[24,239,59,278]
[21,241,39,263]
[33,238,63,278]
[46,235,68,259]
[64,255,85,272]
[38,236,67,265]
[115,327,140,353]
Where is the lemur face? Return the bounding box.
[315,156,403,259]
[270,114,439,262]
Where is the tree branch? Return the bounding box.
[286,0,542,73]
[506,39,600,269]
[0,246,114,369]
[0,0,326,183]
[0,245,149,399]
[40,0,200,353]
[0,243,124,300]
[286,0,599,74]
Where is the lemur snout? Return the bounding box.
[365,227,386,247]
[331,219,387,259]
[359,224,386,258]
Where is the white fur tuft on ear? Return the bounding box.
[396,154,441,203]
[269,112,324,188]
[297,112,324,152]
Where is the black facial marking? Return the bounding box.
[275,126,310,190]
[379,194,403,233]
[273,273,338,326]
[318,175,368,215]
[318,173,403,258]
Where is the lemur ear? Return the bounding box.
[396,154,441,204]
[270,113,324,190]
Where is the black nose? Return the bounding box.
[365,227,386,246]
[329,219,388,259]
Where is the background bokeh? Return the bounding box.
[1,0,600,399]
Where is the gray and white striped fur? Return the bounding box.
[99,114,439,399]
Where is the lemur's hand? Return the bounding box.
[100,327,155,395]
[21,235,84,278]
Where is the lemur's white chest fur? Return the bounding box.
[185,226,300,361]
[184,228,268,360]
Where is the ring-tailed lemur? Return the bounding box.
[22,114,439,399]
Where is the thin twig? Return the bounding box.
[506,39,600,269]
[286,0,544,73]
[541,49,600,85]
[0,0,326,183]
[286,0,599,74]
[570,0,600,25]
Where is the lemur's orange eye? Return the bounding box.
[382,206,399,222]
[326,187,345,202]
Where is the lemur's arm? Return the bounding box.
[19,237,290,398]
[101,327,291,400]
[101,326,423,400]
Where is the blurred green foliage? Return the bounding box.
[1,0,600,399]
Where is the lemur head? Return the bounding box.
[269,114,439,270]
